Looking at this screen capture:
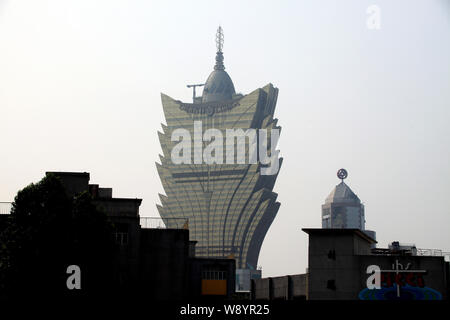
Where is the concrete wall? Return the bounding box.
[139,228,190,300]
[251,274,307,300]
[306,229,371,299]
[272,276,289,300]
[291,274,307,298]
[253,278,271,300]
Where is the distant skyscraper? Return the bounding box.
[156,27,282,271]
[322,169,376,242]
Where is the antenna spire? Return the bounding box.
[214,26,225,71]
[216,26,224,52]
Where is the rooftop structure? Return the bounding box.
[322,169,376,243]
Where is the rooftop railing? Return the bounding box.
[372,247,450,261]
[139,217,188,229]
[417,248,450,261]
[0,205,189,230]
[0,202,12,215]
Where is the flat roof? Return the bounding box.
[302,228,377,244]
[93,198,142,204]
[46,171,90,178]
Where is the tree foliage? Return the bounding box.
[0,174,116,299]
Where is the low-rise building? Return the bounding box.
[1,172,236,300]
[252,228,450,300]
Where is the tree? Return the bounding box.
[0,174,116,300]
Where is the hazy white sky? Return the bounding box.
[1,0,449,277]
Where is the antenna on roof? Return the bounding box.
[337,168,348,183]
[216,25,224,53]
[214,26,225,71]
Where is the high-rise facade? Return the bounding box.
[156,27,282,270]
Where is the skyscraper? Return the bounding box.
[156,27,282,271]
[322,169,376,242]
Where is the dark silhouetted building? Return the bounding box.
[252,228,449,300]
[2,171,236,300]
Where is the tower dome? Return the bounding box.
[202,26,236,103]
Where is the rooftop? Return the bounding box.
[324,181,361,204]
[302,228,377,244]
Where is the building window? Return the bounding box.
[327,249,336,260]
[327,279,336,290]
[115,232,128,246]
[201,269,228,296]
[114,223,129,246]
[202,270,227,280]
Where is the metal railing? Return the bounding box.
[371,247,450,261]
[0,202,12,215]
[139,217,188,229]
[417,248,450,261]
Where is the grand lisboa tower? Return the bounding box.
[156,27,282,279]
